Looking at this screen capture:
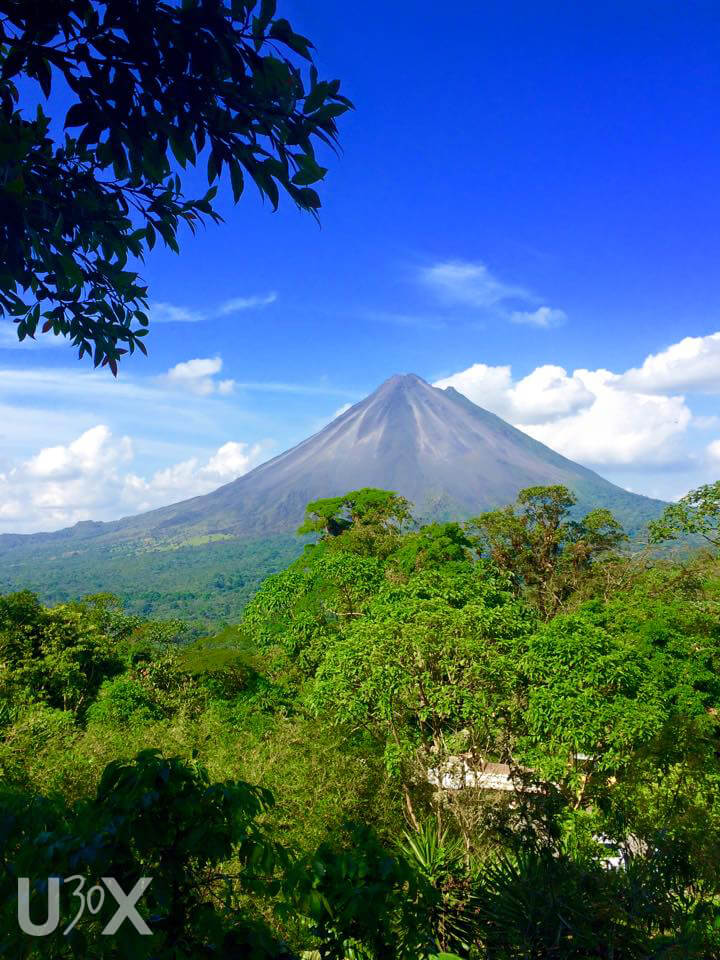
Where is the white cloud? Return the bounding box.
[510,306,567,328]
[0,426,136,529]
[693,415,720,429]
[203,441,263,478]
[25,425,132,480]
[333,402,353,418]
[421,260,529,308]
[151,302,206,324]
[620,332,720,394]
[436,359,693,468]
[420,259,566,330]
[0,366,247,471]
[435,363,512,416]
[707,438,720,463]
[167,357,223,380]
[510,365,595,420]
[0,427,267,533]
[522,369,692,467]
[165,356,226,396]
[151,291,277,324]
[217,292,277,315]
[0,362,357,533]
[435,363,594,423]
[125,439,266,512]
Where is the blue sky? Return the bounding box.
[2,0,720,532]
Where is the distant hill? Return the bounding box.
[0,373,666,622]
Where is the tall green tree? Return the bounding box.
[0,590,122,714]
[310,567,536,840]
[0,0,351,371]
[648,479,720,549]
[469,485,626,619]
[298,488,413,558]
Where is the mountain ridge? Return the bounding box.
[0,373,666,551]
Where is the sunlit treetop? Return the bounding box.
[648,480,720,549]
[297,488,413,539]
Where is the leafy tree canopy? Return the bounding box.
[3,485,720,956]
[1,749,290,958]
[0,590,123,713]
[469,484,626,619]
[310,566,536,836]
[0,0,351,371]
[388,522,472,577]
[648,480,720,549]
[297,488,413,554]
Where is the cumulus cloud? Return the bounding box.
[25,425,133,480]
[521,370,692,467]
[0,362,359,533]
[0,426,135,529]
[124,440,266,512]
[436,362,513,412]
[164,356,234,396]
[707,438,720,463]
[151,291,277,324]
[436,359,694,468]
[0,427,267,533]
[620,332,720,394]
[435,363,594,423]
[510,306,567,328]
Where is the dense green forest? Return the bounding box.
[1,484,719,958]
[0,535,303,628]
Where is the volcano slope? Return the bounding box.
[0,373,665,622]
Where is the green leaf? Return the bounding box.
[4,175,24,196]
[304,81,330,115]
[169,132,187,169]
[312,102,350,123]
[1,47,25,81]
[292,155,327,186]
[64,103,91,128]
[0,0,348,373]
[259,0,277,29]
[229,161,244,203]
[37,58,52,98]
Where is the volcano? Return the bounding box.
[0,373,666,551]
